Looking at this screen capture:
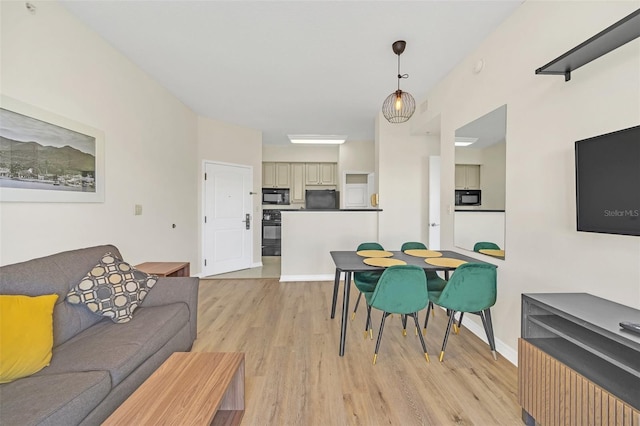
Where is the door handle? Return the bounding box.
[430,223,440,227]
[244,214,251,230]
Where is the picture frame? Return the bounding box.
[0,96,105,203]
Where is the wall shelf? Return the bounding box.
[535,8,640,81]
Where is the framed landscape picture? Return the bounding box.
[0,96,104,202]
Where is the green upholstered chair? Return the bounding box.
[473,242,500,252]
[400,242,448,329]
[351,242,385,327]
[364,265,430,365]
[423,262,498,362]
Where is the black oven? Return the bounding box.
[262,188,290,205]
[262,209,282,256]
[455,189,482,206]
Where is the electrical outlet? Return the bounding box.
[134,204,143,215]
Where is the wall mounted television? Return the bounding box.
[575,125,640,236]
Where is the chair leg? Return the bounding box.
[454,312,464,334]
[410,313,430,363]
[430,301,435,317]
[401,314,408,336]
[481,308,497,360]
[440,310,456,362]
[351,292,363,320]
[365,304,373,340]
[373,312,390,365]
[423,301,432,335]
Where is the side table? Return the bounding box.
[135,261,190,277]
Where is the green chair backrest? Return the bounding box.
[368,265,428,314]
[357,242,384,251]
[435,263,497,312]
[473,242,500,252]
[401,241,427,251]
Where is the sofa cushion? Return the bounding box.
[66,253,158,323]
[0,245,123,347]
[0,371,110,426]
[35,303,189,387]
[0,294,58,384]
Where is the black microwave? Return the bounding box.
[262,188,290,205]
[455,189,481,206]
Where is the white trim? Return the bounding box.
[456,313,518,366]
[252,261,263,268]
[279,274,334,282]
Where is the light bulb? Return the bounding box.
[394,95,403,111]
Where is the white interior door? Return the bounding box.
[203,162,252,276]
[428,156,441,250]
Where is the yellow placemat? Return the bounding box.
[425,258,467,268]
[356,250,393,258]
[479,249,505,257]
[363,258,407,267]
[403,249,443,258]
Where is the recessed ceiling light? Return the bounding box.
[288,135,347,144]
[455,136,478,147]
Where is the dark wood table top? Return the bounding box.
[330,250,493,272]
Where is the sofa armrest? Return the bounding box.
[141,277,199,343]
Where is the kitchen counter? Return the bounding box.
[280,210,380,281]
[280,208,382,212]
[455,209,505,212]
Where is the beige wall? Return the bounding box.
[197,116,263,266]
[416,0,640,361]
[375,118,436,249]
[262,145,338,163]
[0,1,199,267]
[481,141,506,210]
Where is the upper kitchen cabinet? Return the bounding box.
[290,163,305,203]
[306,163,336,185]
[263,162,291,188]
[455,164,480,189]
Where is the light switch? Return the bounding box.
[134,204,143,215]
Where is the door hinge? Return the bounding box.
[204,216,207,223]
[204,259,207,266]
[204,173,207,180]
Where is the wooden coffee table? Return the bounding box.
[135,261,190,277]
[103,352,244,425]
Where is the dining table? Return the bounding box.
[329,249,495,356]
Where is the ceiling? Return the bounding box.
[456,104,507,149]
[61,1,523,145]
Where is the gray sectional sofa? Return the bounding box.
[0,245,199,425]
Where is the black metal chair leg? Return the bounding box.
[423,301,432,333]
[483,308,497,360]
[351,292,363,320]
[365,305,373,340]
[330,269,340,319]
[440,311,456,362]
[411,313,430,363]
[401,314,408,336]
[373,312,389,364]
[454,312,464,334]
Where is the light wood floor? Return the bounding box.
[193,278,522,425]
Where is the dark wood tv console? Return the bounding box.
[519,293,640,425]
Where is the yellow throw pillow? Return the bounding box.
[0,294,58,383]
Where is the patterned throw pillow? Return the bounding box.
[66,253,158,323]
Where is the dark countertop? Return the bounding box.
[455,209,505,213]
[280,209,382,212]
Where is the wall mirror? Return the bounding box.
[454,104,507,260]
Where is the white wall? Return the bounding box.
[481,141,506,210]
[197,116,263,268]
[0,1,199,267]
[417,0,640,359]
[454,211,505,251]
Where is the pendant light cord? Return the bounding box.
[397,54,409,91]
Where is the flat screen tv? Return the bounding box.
[575,125,640,236]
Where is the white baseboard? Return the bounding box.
[252,261,263,268]
[455,312,517,366]
[279,274,334,282]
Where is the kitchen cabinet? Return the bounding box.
[455,164,480,189]
[290,163,305,203]
[263,162,290,188]
[305,163,336,185]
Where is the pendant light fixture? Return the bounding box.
[382,40,416,123]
